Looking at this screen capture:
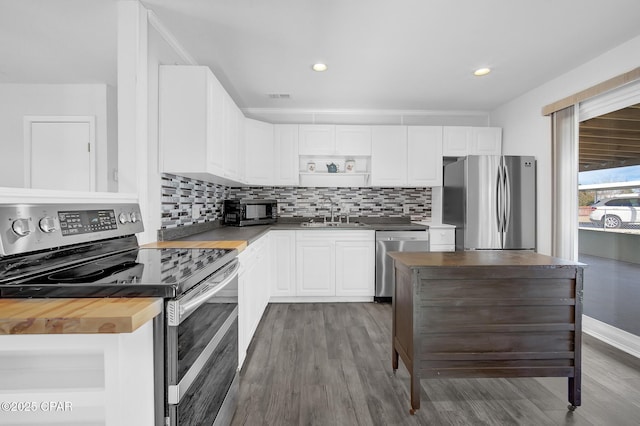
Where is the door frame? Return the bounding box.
[23,115,97,191]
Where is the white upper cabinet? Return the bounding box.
[371,126,408,186]
[159,65,213,174]
[244,118,275,185]
[274,125,299,186]
[473,127,502,155]
[159,65,245,184]
[407,126,443,187]
[222,93,243,181]
[335,125,372,155]
[298,125,335,155]
[299,125,371,156]
[442,126,502,157]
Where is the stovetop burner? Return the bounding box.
[1,243,237,298]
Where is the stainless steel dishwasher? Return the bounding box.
[375,230,430,302]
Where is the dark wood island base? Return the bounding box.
[388,251,585,414]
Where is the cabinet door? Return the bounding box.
[335,240,375,296]
[270,231,296,297]
[208,73,225,175]
[472,127,502,155]
[335,125,371,155]
[274,125,299,185]
[237,251,253,367]
[296,239,335,296]
[299,125,335,155]
[407,126,443,186]
[371,126,408,186]
[245,119,274,185]
[159,65,209,173]
[442,126,471,157]
[222,93,242,179]
[253,237,271,330]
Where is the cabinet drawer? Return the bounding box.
[430,244,455,252]
[429,229,455,245]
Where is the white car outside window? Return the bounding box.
[589,196,640,228]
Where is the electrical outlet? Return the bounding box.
[403,204,411,214]
[192,205,200,219]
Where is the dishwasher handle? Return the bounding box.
[378,235,429,242]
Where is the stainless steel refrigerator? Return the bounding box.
[443,155,536,250]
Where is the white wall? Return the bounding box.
[0,83,116,192]
[490,35,640,256]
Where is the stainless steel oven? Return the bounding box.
[166,258,239,426]
[0,203,240,426]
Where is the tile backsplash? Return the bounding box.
[161,173,431,228]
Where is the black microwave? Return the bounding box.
[223,199,277,226]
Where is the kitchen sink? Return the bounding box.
[299,221,370,228]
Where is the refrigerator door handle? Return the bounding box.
[496,164,504,232]
[503,162,512,234]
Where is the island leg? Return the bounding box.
[568,376,581,410]
[409,372,420,414]
[392,346,398,373]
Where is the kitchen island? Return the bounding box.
[388,251,585,414]
[0,298,161,425]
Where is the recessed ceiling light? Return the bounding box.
[474,67,491,76]
[312,63,328,72]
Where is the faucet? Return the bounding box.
[321,196,338,223]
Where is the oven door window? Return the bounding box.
[169,318,238,426]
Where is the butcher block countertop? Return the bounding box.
[0,297,162,335]
[141,240,247,252]
[388,250,584,268]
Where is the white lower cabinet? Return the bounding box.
[428,224,456,252]
[296,238,335,296]
[270,230,296,297]
[238,233,271,367]
[335,240,375,296]
[294,230,375,300]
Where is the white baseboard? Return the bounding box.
[269,296,374,303]
[583,315,640,359]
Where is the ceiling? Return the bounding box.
[2,0,640,116]
[579,104,640,172]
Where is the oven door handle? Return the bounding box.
[167,259,239,326]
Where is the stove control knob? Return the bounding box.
[129,212,140,223]
[118,212,130,224]
[39,217,57,233]
[12,218,32,237]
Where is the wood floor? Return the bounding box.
[231,303,640,426]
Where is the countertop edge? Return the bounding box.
[0,298,163,335]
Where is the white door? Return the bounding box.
[25,117,95,191]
